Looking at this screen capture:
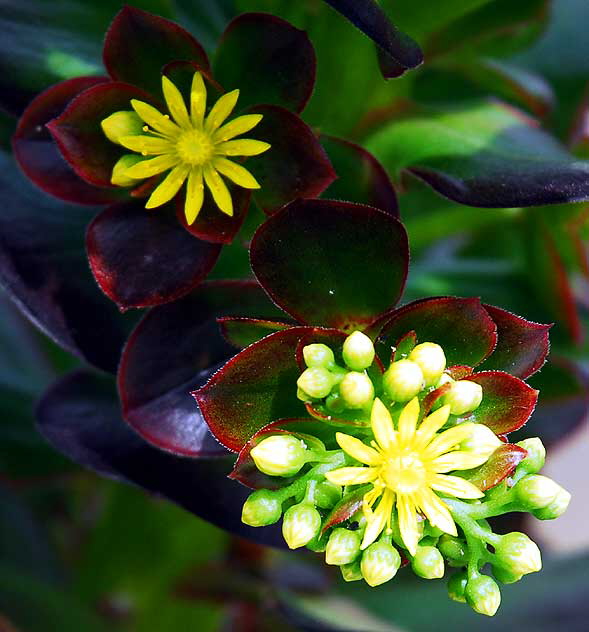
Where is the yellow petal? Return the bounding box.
[216,139,271,156]
[205,89,239,131]
[130,99,179,137]
[212,157,260,189]
[162,75,191,129]
[184,167,204,225]
[424,423,478,458]
[431,450,489,473]
[145,164,190,209]
[325,466,378,486]
[335,432,382,466]
[190,71,207,126]
[125,153,179,179]
[398,396,420,445]
[119,135,174,155]
[213,114,263,142]
[416,488,457,537]
[361,489,393,550]
[203,164,233,216]
[431,474,484,499]
[370,398,397,451]
[414,405,451,449]
[397,493,419,555]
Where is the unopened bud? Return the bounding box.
[383,359,424,402]
[341,560,363,582]
[460,424,502,460]
[101,110,143,144]
[438,535,468,566]
[493,565,522,585]
[360,541,401,587]
[534,487,571,520]
[516,437,546,474]
[297,367,333,399]
[494,532,541,576]
[313,481,342,509]
[442,380,483,415]
[411,545,444,579]
[436,373,454,388]
[303,343,335,369]
[282,503,322,549]
[325,528,362,566]
[514,474,560,510]
[339,371,374,409]
[465,575,501,616]
[111,154,144,186]
[409,342,446,386]
[250,435,307,477]
[342,331,375,371]
[241,490,282,527]
[325,391,346,413]
[447,571,468,603]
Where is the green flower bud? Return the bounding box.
[460,424,502,460]
[447,571,468,603]
[313,481,342,509]
[533,487,571,520]
[282,503,322,549]
[241,490,282,527]
[494,532,541,576]
[110,154,144,187]
[438,535,468,566]
[325,391,346,413]
[339,371,374,409]
[303,343,335,369]
[342,331,375,371]
[297,387,311,402]
[383,359,424,402]
[493,565,522,585]
[360,541,401,587]
[409,342,446,387]
[250,435,307,477]
[436,373,454,388]
[514,474,560,510]
[101,110,143,144]
[442,380,483,415]
[516,437,546,474]
[297,367,333,399]
[330,365,348,385]
[411,545,444,579]
[325,528,362,565]
[340,560,363,582]
[465,575,501,617]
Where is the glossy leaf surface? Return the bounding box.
[462,443,528,491]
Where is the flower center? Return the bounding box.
[381,452,427,493]
[175,129,214,166]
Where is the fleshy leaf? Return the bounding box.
[323,0,423,78]
[214,13,316,113]
[118,282,282,456]
[460,371,539,434]
[376,297,497,368]
[390,330,416,362]
[462,443,528,491]
[246,105,336,214]
[86,201,221,309]
[478,304,551,379]
[367,101,589,207]
[321,485,368,533]
[218,317,292,348]
[103,6,209,95]
[250,199,409,330]
[36,370,284,547]
[320,135,398,216]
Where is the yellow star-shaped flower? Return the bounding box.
[115,71,270,223]
[325,398,487,555]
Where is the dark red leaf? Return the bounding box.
[250,199,408,330]
[218,317,292,348]
[86,200,220,309]
[321,486,367,533]
[462,443,528,491]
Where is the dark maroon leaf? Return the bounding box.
[376,297,497,368]
[461,371,539,434]
[218,317,292,348]
[462,444,528,491]
[36,370,284,547]
[86,200,221,309]
[103,6,209,95]
[214,13,316,113]
[250,199,408,330]
[322,486,367,533]
[320,135,398,216]
[247,105,336,214]
[12,76,124,205]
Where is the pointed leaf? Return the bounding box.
[218,317,292,348]
[462,443,528,491]
[322,485,368,533]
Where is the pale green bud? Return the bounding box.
[494,532,542,576]
[534,487,571,520]
[465,576,501,617]
[325,528,362,566]
[409,342,446,387]
[303,343,335,369]
[447,571,468,603]
[383,359,424,402]
[330,365,348,385]
[516,437,546,474]
[493,565,522,585]
[442,380,483,415]
[460,424,502,460]
[282,503,322,549]
[360,541,401,587]
[101,110,143,144]
[313,481,342,509]
[340,560,363,582]
[297,367,333,399]
[436,373,454,388]
[339,371,374,409]
[514,474,560,510]
[110,154,144,187]
[342,331,375,371]
[241,490,282,527]
[438,535,468,566]
[411,545,444,579]
[250,435,307,477]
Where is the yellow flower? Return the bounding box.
[325,398,487,555]
[113,71,270,224]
